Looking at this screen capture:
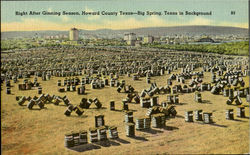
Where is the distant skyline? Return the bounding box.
[1,0,248,32]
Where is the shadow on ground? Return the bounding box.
[195,121,228,128]
[70,115,88,118]
[175,115,185,118]
[177,102,188,105]
[163,126,179,130]
[68,138,128,152]
[129,135,148,141]
[67,143,101,152]
[140,128,164,134]
[202,100,212,104]
[115,138,130,144]
[231,119,247,122]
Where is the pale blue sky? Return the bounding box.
[1,0,248,31]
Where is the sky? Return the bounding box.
[1,0,249,32]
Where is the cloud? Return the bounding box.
[1,18,70,31]
[217,21,248,28]
[184,17,248,28]
[187,17,213,25]
[84,6,92,12]
[97,16,172,29]
[61,16,69,22]
[146,16,168,27]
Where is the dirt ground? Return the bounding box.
[1,67,249,155]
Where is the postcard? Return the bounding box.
[1,0,249,154]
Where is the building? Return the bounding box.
[143,35,154,44]
[124,33,136,46]
[69,28,79,41]
[124,34,129,41]
[135,41,142,47]
[128,33,136,41]
[137,36,143,41]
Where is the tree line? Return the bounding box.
[148,41,249,56]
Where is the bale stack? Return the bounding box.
[211,85,220,95]
[38,87,42,94]
[125,111,134,123]
[194,109,203,121]
[237,106,245,118]
[27,100,36,110]
[110,101,115,110]
[133,94,141,104]
[95,115,105,127]
[65,133,74,148]
[223,88,229,97]
[151,113,165,128]
[225,109,234,120]
[77,85,85,95]
[173,95,179,104]
[140,97,151,108]
[167,95,173,104]
[185,111,193,122]
[17,96,27,106]
[143,116,151,129]
[150,96,158,107]
[93,98,102,109]
[64,104,73,116]
[79,130,88,145]
[125,123,135,137]
[166,105,177,117]
[72,132,80,146]
[122,99,129,110]
[108,126,119,139]
[79,98,90,109]
[89,128,98,143]
[97,126,107,141]
[203,112,213,124]
[74,106,84,116]
[6,87,11,94]
[195,92,202,103]
[135,117,144,130]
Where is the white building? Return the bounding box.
[143,35,154,44]
[69,28,79,41]
[124,33,136,46]
[128,33,136,41]
[124,34,129,41]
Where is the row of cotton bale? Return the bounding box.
[1,47,248,87]
[58,85,84,93]
[64,104,85,117]
[78,97,102,109]
[16,94,70,109]
[1,46,247,80]
[146,105,177,118]
[185,110,213,124]
[225,106,246,120]
[65,115,118,148]
[17,78,40,90]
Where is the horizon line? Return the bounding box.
[1,25,248,32]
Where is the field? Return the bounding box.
[1,48,249,155]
